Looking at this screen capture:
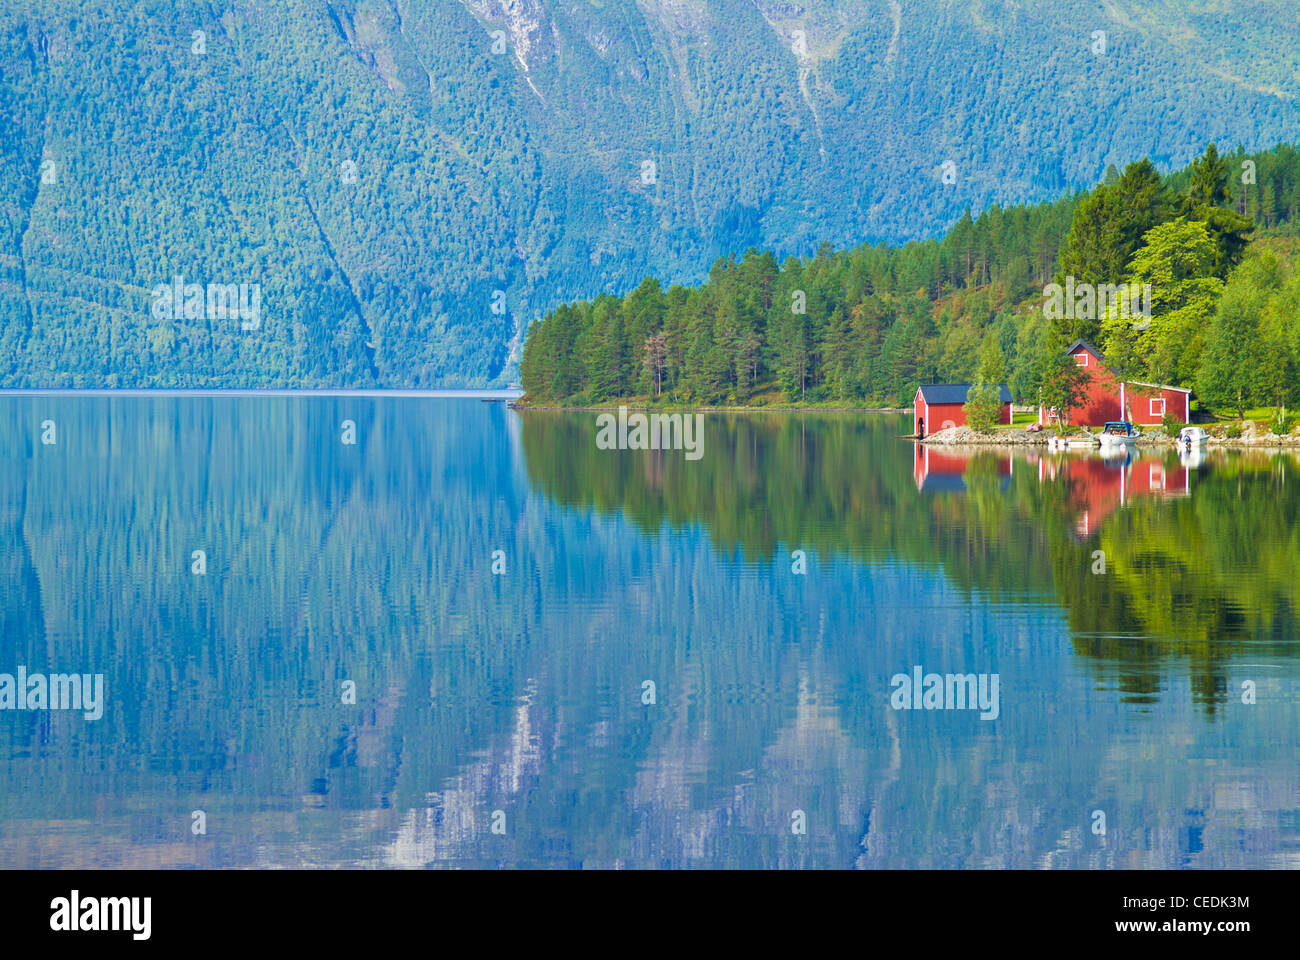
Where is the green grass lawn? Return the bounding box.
[1202,405,1289,423]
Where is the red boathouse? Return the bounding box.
[914,383,1012,437]
[1039,339,1191,427]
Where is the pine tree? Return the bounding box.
[1182,142,1254,277]
[643,333,668,396]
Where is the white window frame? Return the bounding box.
[1150,397,1165,418]
[1075,352,1089,367]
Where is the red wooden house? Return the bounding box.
[914,383,1012,437]
[1039,339,1191,428]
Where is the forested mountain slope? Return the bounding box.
[1,0,1297,387]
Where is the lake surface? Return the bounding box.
[1,396,1296,868]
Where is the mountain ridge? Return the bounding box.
[1,0,1297,387]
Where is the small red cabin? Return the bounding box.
[1039,339,1190,427]
[914,383,1012,437]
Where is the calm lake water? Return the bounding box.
[1,396,1297,868]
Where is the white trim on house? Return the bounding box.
[1126,379,1192,393]
[1124,380,1192,422]
[1150,397,1165,418]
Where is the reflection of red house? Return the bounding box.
[1038,340,1191,427]
[914,444,1191,535]
[914,383,1012,437]
[913,444,1013,492]
[1048,452,1190,537]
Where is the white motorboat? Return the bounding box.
[1097,420,1139,452]
[1178,425,1209,449]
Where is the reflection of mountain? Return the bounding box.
[522,413,1300,711]
[0,397,536,842]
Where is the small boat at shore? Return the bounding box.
[1098,420,1139,452]
[1047,433,1098,451]
[1179,425,1209,449]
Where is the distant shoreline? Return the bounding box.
[920,432,1300,448]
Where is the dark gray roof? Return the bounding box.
[1064,338,1107,363]
[917,383,1012,404]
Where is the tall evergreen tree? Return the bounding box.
[1182,142,1254,276]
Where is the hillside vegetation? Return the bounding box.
[520,142,1300,414]
[2,0,1299,387]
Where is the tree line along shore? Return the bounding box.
[520,142,1300,431]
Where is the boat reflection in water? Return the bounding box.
[1178,445,1206,470]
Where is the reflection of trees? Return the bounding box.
[522,411,1057,601]
[523,413,1300,710]
[1057,458,1300,713]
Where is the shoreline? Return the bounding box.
[513,402,1300,448]
[919,429,1300,449]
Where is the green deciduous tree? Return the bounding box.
[1197,250,1292,419]
[1036,349,1092,432]
[1100,218,1224,385]
[963,333,1008,433]
[1055,159,1174,343]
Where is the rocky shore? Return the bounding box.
[918,427,1044,445]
